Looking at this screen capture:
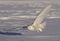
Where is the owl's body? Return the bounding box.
[27,5,51,32]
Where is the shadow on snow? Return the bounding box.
[0,31,22,35]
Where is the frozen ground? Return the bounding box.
[0,0,60,41]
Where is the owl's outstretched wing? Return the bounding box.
[33,5,52,26]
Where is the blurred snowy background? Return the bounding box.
[0,0,60,41]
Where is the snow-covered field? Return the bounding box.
[0,0,60,41]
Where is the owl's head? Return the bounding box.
[27,25,35,31]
